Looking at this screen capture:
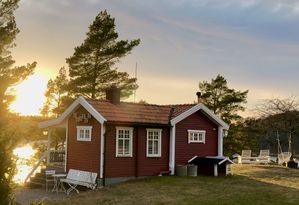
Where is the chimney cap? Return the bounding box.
[196,92,202,104]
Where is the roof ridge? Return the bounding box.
[85,98,196,107]
[167,103,197,107]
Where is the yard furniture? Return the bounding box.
[52,173,67,193]
[60,169,97,195]
[256,150,270,164]
[240,150,255,164]
[45,170,56,192]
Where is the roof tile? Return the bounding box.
[86,99,196,125]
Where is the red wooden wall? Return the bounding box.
[104,124,169,178]
[175,110,218,165]
[67,107,101,174]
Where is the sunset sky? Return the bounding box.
[10,0,299,115]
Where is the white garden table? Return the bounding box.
[52,174,67,193]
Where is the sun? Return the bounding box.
[9,74,48,116]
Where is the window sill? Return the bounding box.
[147,155,161,158]
[116,155,133,158]
[77,139,92,142]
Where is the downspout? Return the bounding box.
[100,123,106,186]
[102,125,109,187]
[135,126,139,178]
[64,119,68,172]
[168,107,175,175]
[218,126,223,157]
[169,125,176,175]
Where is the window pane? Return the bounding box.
[148,131,153,139]
[153,132,159,140]
[85,130,90,139]
[118,139,123,155]
[194,133,197,141]
[124,130,130,138]
[153,140,159,154]
[119,130,123,138]
[198,133,202,141]
[148,140,153,154]
[80,130,84,139]
[124,139,130,154]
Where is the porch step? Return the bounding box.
[25,165,65,189]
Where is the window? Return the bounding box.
[188,130,206,144]
[147,129,162,157]
[116,127,133,157]
[77,126,92,141]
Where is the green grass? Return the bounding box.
[45,165,299,205]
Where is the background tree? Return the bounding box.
[198,75,249,156]
[0,0,36,114]
[67,10,140,99]
[0,0,36,203]
[41,67,71,117]
[199,75,248,124]
[253,97,299,156]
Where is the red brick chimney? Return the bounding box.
[106,86,121,104]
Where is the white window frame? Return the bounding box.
[188,130,206,144]
[146,129,162,157]
[76,126,92,141]
[116,127,133,157]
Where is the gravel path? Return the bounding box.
[14,188,69,204]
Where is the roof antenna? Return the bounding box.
[134,62,138,103]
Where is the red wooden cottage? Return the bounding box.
[40,88,229,185]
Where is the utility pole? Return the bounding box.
[134,62,137,102]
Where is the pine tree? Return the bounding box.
[0,1,36,203]
[41,67,71,117]
[67,10,140,99]
[0,0,36,114]
[199,75,248,124]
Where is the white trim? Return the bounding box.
[188,155,198,163]
[169,125,176,175]
[115,127,133,157]
[64,119,68,172]
[76,126,92,141]
[170,103,229,130]
[218,157,234,165]
[214,164,218,177]
[187,130,206,144]
[218,126,223,156]
[100,123,105,179]
[146,129,162,157]
[39,96,106,128]
[46,128,52,165]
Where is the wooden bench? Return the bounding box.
[60,169,97,195]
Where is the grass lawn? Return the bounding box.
[43,165,299,205]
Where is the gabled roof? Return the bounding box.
[188,156,234,165]
[86,99,172,125]
[39,97,106,128]
[39,97,229,129]
[170,103,229,129]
